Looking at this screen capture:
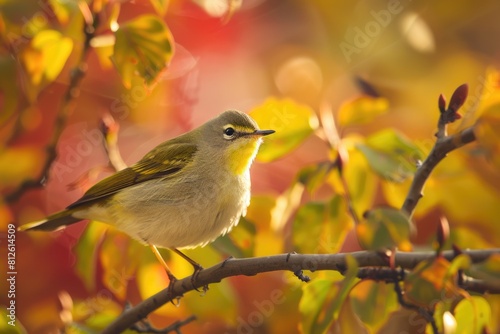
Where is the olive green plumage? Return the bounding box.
[19,110,274,251]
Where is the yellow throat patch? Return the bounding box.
[226,138,261,175]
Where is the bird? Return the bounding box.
[18,110,275,284]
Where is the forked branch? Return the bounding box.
[402,84,476,217]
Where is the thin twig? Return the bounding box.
[100,113,127,171]
[401,126,476,217]
[102,249,498,334]
[131,315,197,333]
[392,270,438,334]
[4,13,99,203]
[402,85,474,217]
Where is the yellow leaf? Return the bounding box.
[22,29,73,85]
[475,104,500,167]
[293,196,353,254]
[0,147,43,188]
[183,277,237,323]
[338,96,389,127]
[99,232,144,300]
[454,296,492,334]
[451,227,495,249]
[250,97,318,162]
[472,68,500,121]
[137,262,173,316]
[342,145,378,215]
[350,280,399,333]
[48,0,78,24]
[424,153,500,239]
[404,256,464,309]
[113,15,174,89]
[245,195,284,256]
[90,35,115,69]
[245,195,275,230]
[299,267,358,334]
[74,222,108,290]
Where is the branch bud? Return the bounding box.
[448,84,469,113]
[438,94,447,114]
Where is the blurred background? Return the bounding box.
[1,0,500,333]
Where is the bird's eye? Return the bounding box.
[224,127,235,137]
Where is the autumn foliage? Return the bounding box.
[1,1,500,334]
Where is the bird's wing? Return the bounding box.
[67,141,197,209]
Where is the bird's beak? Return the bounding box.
[253,129,275,136]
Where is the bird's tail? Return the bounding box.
[18,209,81,232]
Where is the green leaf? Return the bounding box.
[74,222,107,290]
[73,297,124,332]
[350,280,399,333]
[299,255,358,334]
[404,256,463,309]
[338,96,389,127]
[356,129,424,182]
[250,98,319,162]
[356,207,413,251]
[113,15,173,89]
[293,202,325,254]
[297,162,334,193]
[293,196,353,254]
[454,296,491,334]
[466,253,500,290]
[149,0,169,15]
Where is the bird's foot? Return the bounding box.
[190,263,209,294]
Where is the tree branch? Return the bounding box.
[4,11,99,203]
[402,84,476,217]
[102,249,498,333]
[402,125,476,217]
[100,113,127,172]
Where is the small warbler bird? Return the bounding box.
[19,110,274,282]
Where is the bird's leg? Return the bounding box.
[171,248,207,292]
[149,244,177,286]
